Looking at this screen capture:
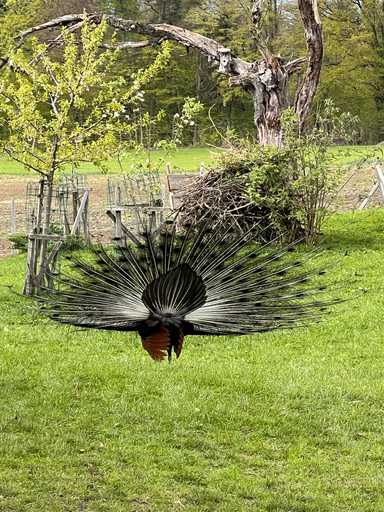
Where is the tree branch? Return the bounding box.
[29,20,86,66]
[2,148,49,177]
[11,13,251,76]
[294,0,323,132]
[252,0,265,35]
[251,0,274,64]
[286,57,307,75]
[15,14,85,39]
[99,40,151,49]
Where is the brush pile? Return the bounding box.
[175,168,302,241]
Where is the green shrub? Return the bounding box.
[8,230,84,254]
[7,233,28,252]
[214,101,361,243]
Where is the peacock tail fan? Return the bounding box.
[33,215,351,361]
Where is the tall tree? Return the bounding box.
[138,0,201,25]
[317,0,384,142]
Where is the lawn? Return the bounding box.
[0,147,220,176]
[327,145,383,166]
[0,145,381,176]
[1,210,384,511]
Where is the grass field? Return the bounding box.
[0,145,381,176]
[327,145,383,165]
[1,210,384,511]
[0,148,220,176]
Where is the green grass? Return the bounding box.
[327,145,383,166]
[1,210,384,510]
[0,145,382,176]
[0,148,220,176]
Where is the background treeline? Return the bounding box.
[0,0,383,145]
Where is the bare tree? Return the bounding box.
[0,1,323,147]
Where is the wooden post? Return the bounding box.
[160,184,165,224]
[37,240,61,283]
[23,234,37,296]
[34,179,45,262]
[114,186,123,242]
[37,177,54,290]
[72,190,79,237]
[166,162,175,211]
[81,189,91,245]
[358,162,384,210]
[149,208,156,232]
[358,183,379,210]
[115,210,123,240]
[35,180,45,230]
[106,211,141,245]
[11,198,16,234]
[70,190,89,235]
[48,249,60,290]
[35,190,90,289]
[47,256,57,290]
[58,191,69,236]
[375,163,384,203]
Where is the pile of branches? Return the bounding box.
[176,169,283,241]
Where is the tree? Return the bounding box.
[0,0,49,56]
[0,18,170,295]
[185,2,257,139]
[138,0,201,25]
[316,0,384,143]
[0,1,324,147]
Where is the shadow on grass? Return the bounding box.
[321,209,384,252]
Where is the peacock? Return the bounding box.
[36,216,344,361]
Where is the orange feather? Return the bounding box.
[141,326,171,361]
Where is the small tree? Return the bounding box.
[0,18,171,295]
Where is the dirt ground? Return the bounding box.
[0,174,113,258]
[0,166,380,258]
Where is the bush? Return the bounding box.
[7,233,28,252]
[8,229,85,254]
[205,101,360,243]
[215,142,305,240]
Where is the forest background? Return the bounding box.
[0,0,381,147]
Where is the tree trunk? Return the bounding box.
[295,0,324,133]
[23,171,55,295]
[37,172,54,288]
[229,57,289,148]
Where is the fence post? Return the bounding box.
[72,190,79,237]
[82,191,91,245]
[11,198,16,234]
[23,234,37,296]
[114,186,123,241]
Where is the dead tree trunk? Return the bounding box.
[229,59,290,148]
[3,1,323,147]
[295,0,324,132]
